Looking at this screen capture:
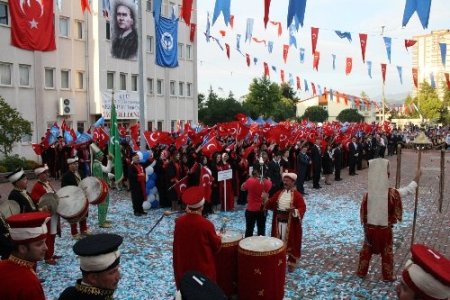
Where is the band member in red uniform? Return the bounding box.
[356,158,420,281]
[263,172,306,273]
[172,186,222,289]
[0,211,50,300]
[31,165,60,265]
[217,152,234,211]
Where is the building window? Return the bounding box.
[21,122,33,143]
[147,78,154,94]
[171,120,176,132]
[178,43,183,59]
[147,121,153,131]
[170,81,176,95]
[19,65,31,87]
[178,82,184,96]
[131,74,138,91]
[76,71,84,89]
[120,73,127,90]
[77,122,85,133]
[146,0,152,11]
[157,121,163,131]
[0,2,8,25]
[61,70,70,89]
[107,72,114,90]
[146,35,154,53]
[186,44,192,60]
[75,20,83,39]
[59,17,69,37]
[187,83,192,97]
[0,62,12,85]
[106,21,111,40]
[157,79,163,95]
[45,68,55,88]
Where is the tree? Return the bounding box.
[416,81,441,121]
[243,76,282,119]
[198,93,206,110]
[336,108,364,122]
[0,96,32,156]
[404,94,420,118]
[302,106,328,122]
[438,86,450,124]
[198,89,245,125]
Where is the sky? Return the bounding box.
[196,0,449,103]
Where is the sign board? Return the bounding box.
[102,91,140,119]
[249,166,253,175]
[218,169,233,181]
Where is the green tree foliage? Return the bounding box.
[0,96,32,156]
[415,81,441,121]
[439,86,450,124]
[302,106,329,122]
[198,89,245,126]
[404,95,420,118]
[336,108,364,122]
[198,92,206,110]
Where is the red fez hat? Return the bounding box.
[402,244,450,300]
[7,212,51,244]
[181,186,205,209]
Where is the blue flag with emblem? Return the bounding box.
[156,16,179,68]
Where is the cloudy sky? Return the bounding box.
[196,0,449,102]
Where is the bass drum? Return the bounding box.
[0,200,20,218]
[56,186,89,224]
[79,177,109,205]
[38,193,59,215]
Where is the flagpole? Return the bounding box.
[137,0,146,151]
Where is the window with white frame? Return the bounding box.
[157,121,163,131]
[45,68,55,88]
[107,72,114,90]
[21,122,33,143]
[76,71,84,89]
[186,44,192,60]
[187,83,192,97]
[75,20,83,39]
[0,2,8,25]
[147,78,154,94]
[59,17,69,37]
[171,120,176,132]
[146,35,154,53]
[19,65,31,87]
[120,73,127,90]
[157,79,163,95]
[178,82,184,96]
[131,74,138,91]
[170,81,176,95]
[178,43,183,59]
[106,21,111,40]
[146,0,152,11]
[0,62,12,85]
[61,70,70,89]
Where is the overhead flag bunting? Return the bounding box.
[229,15,234,28]
[412,67,418,88]
[311,82,317,96]
[311,27,319,54]
[283,44,289,63]
[253,57,258,65]
[313,51,320,71]
[181,0,194,24]
[219,30,226,37]
[212,0,231,26]
[236,34,242,53]
[245,18,254,43]
[335,31,352,42]
[280,70,285,83]
[329,89,334,101]
[299,48,305,63]
[225,43,230,59]
[264,0,271,28]
[252,37,267,45]
[246,53,251,66]
[155,16,179,67]
[439,43,447,66]
[359,33,368,63]
[10,0,56,51]
[332,54,336,70]
[381,63,387,84]
[430,72,436,88]
[405,39,417,50]
[304,79,309,92]
[268,41,274,53]
[296,76,301,90]
[270,21,282,36]
[102,0,110,18]
[288,73,294,85]
[205,12,211,42]
[287,0,307,30]
[289,24,297,48]
[402,0,431,29]
[397,66,403,84]
[445,73,450,89]
[345,57,352,75]
[189,23,196,42]
[367,61,372,78]
[213,36,224,50]
[272,66,277,72]
[383,36,392,64]
[263,62,270,77]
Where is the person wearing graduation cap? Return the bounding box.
[172,186,222,289]
[397,244,450,300]
[175,271,227,300]
[58,233,123,300]
[7,168,39,213]
[0,211,51,300]
[90,144,113,228]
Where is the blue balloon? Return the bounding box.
[147,179,155,190]
[149,173,157,181]
[150,199,159,208]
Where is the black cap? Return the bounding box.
[180,272,226,300]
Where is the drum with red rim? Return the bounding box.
[56,186,89,224]
[215,230,243,297]
[238,236,286,300]
[79,177,109,205]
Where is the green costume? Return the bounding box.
[92,158,112,226]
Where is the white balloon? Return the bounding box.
[155,193,159,201]
[151,187,158,195]
[146,166,154,176]
[142,200,151,210]
[147,194,156,202]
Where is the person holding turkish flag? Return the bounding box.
[10,0,56,51]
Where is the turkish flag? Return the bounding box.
[61,119,69,132]
[32,143,43,156]
[283,44,289,63]
[405,39,416,51]
[381,63,387,84]
[81,0,91,14]
[313,51,320,71]
[181,0,194,25]
[69,128,78,142]
[130,123,140,142]
[235,113,247,124]
[263,62,270,77]
[201,137,222,158]
[174,177,189,198]
[225,43,230,59]
[144,131,162,147]
[10,0,56,51]
[311,27,319,54]
[412,68,418,88]
[93,127,109,149]
[345,57,353,75]
[118,125,127,137]
[280,70,285,83]
[175,133,188,149]
[236,124,250,141]
[200,167,213,202]
[296,76,301,90]
[189,23,196,42]
[359,33,367,63]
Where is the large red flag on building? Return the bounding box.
[81,0,92,14]
[10,0,56,51]
[189,23,196,42]
[181,0,194,25]
[359,33,367,63]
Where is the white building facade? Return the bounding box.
[0,0,198,159]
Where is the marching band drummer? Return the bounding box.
[31,164,61,265]
[263,172,307,273]
[7,168,39,213]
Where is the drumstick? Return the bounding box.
[146,210,184,236]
